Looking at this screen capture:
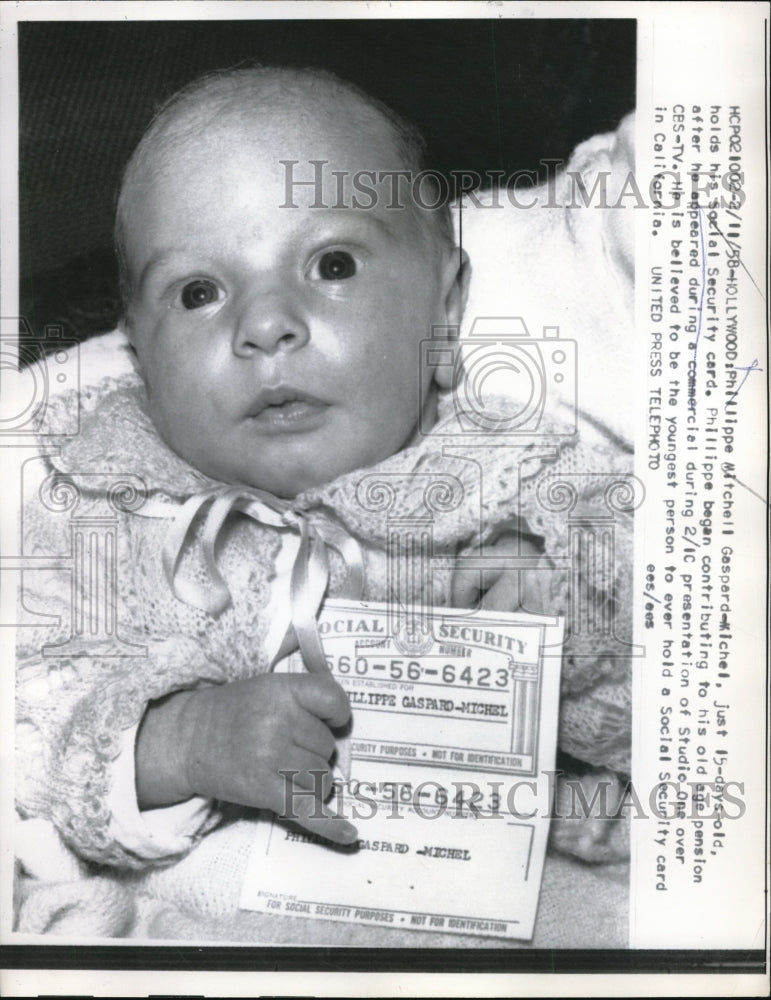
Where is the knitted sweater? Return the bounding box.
[16,370,635,875]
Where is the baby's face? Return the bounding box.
[121,101,464,497]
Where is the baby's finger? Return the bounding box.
[288,795,359,847]
[292,711,337,762]
[450,564,483,609]
[292,675,351,729]
[480,566,551,615]
[480,572,521,613]
[516,562,553,616]
[282,749,334,798]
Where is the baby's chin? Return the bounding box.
[243,419,438,499]
[231,459,374,500]
[223,437,424,500]
[202,454,354,500]
[159,402,439,499]
[235,471,326,500]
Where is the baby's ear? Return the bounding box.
[117,316,142,367]
[441,246,471,329]
[432,248,471,390]
[117,315,132,344]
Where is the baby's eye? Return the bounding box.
[315,251,357,281]
[180,279,220,310]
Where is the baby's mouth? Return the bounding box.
[247,387,328,430]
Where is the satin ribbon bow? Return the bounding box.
[161,485,363,674]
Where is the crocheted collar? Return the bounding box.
[44,371,461,499]
[43,371,575,545]
[45,372,215,497]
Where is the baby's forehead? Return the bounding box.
[117,71,452,275]
[124,101,412,230]
[153,77,403,161]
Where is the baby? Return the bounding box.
[121,66,475,846]
[16,67,631,911]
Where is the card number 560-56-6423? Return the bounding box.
[326,655,512,689]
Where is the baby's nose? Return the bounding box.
[232,290,310,356]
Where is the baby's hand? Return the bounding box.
[136,674,357,845]
[451,531,550,615]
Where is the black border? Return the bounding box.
[0,946,766,974]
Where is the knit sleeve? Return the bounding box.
[15,486,228,870]
[16,613,226,870]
